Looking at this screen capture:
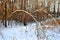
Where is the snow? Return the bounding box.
[46,29,60,40]
[1,27,37,40]
[0,21,60,40]
[0,21,37,40]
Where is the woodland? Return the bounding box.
[0,0,60,29]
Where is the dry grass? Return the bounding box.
[40,18,60,30]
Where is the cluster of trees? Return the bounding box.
[0,0,60,18]
[0,0,60,27]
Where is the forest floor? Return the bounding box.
[0,17,60,40]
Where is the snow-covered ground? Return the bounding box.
[0,21,37,40]
[0,20,60,40]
